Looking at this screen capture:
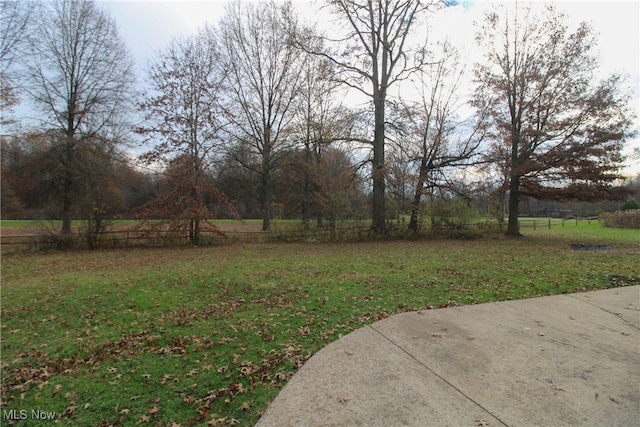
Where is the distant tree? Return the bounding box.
[218,0,305,231]
[299,0,437,233]
[23,0,135,233]
[277,146,365,224]
[137,28,233,244]
[620,199,640,212]
[213,149,262,219]
[0,130,131,246]
[474,3,636,236]
[291,41,358,226]
[0,133,41,218]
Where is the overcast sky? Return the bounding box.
[12,0,637,174]
[102,1,639,77]
[97,0,639,174]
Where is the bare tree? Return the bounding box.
[299,0,438,233]
[137,28,231,244]
[218,0,305,231]
[392,41,486,232]
[0,0,35,121]
[474,3,636,236]
[23,0,136,233]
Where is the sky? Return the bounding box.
[99,0,639,175]
[12,0,640,175]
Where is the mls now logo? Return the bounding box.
[3,409,57,420]
[3,410,27,420]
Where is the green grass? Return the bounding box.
[1,224,638,425]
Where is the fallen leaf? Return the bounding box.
[52,384,63,396]
[609,395,620,403]
[148,405,160,415]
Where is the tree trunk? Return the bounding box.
[302,141,311,229]
[506,174,521,236]
[262,180,272,232]
[261,126,273,232]
[408,156,430,232]
[61,141,74,234]
[372,93,386,234]
[61,190,72,234]
[261,162,272,232]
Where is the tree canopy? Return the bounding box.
[473,3,636,235]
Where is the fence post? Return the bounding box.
[576,217,578,226]
[548,218,551,229]
[533,220,536,230]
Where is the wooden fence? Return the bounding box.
[0,218,600,251]
[0,224,376,251]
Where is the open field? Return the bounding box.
[1,224,639,425]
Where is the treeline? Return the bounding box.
[3,131,637,224]
[1,134,368,222]
[1,0,638,242]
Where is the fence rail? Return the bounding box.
[515,216,600,230]
[0,218,600,251]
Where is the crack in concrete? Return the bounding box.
[368,323,510,427]
[567,293,640,331]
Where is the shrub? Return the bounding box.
[620,199,640,211]
[423,198,476,231]
[601,210,640,228]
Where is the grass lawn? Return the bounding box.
[1,224,638,425]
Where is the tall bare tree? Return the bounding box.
[23,0,135,233]
[137,28,230,244]
[300,0,437,233]
[219,0,305,231]
[392,42,486,232]
[474,3,635,236]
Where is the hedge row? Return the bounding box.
[601,210,640,228]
